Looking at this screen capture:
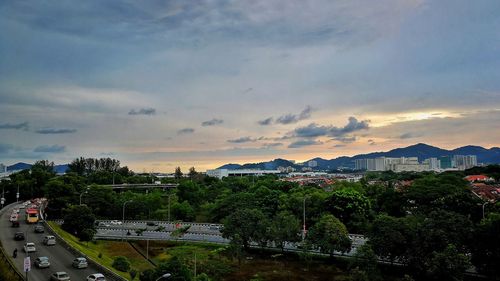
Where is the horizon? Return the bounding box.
[1,1,499,172]
[2,142,497,173]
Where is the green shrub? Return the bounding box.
[112,256,131,272]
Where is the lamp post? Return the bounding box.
[79,188,89,205]
[122,200,133,240]
[482,201,492,219]
[302,196,308,241]
[155,273,171,281]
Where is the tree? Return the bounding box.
[112,256,131,272]
[350,244,380,280]
[62,205,96,240]
[368,214,412,264]
[325,188,371,232]
[269,211,301,251]
[306,214,352,256]
[222,208,270,249]
[175,167,183,180]
[427,244,471,281]
[188,167,198,178]
[471,213,500,279]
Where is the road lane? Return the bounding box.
[0,204,110,281]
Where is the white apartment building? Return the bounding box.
[206,169,281,179]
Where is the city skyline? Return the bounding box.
[1,1,499,172]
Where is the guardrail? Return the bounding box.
[42,220,127,281]
[0,202,26,281]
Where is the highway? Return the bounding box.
[88,220,367,256]
[0,204,111,281]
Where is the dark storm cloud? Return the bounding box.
[292,117,370,138]
[227,137,256,143]
[33,145,66,153]
[128,108,156,116]
[288,139,323,148]
[258,117,273,126]
[276,106,313,125]
[36,128,77,134]
[177,128,195,135]
[201,118,224,126]
[0,122,29,130]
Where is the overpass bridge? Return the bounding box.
[103,183,179,191]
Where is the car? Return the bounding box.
[34,225,45,233]
[23,242,36,253]
[97,222,110,227]
[209,224,220,230]
[86,273,106,281]
[43,235,56,246]
[34,256,50,268]
[51,271,70,281]
[146,221,158,226]
[14,232,25,241]
[11,221,20,227]
[72,257,88,269]
[109,220,122,225]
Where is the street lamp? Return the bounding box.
[122,200,133,240]
[302,196,308,241]
[155,273,171,281]
[79,188,89,205]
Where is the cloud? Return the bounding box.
[0,143,14,154]
[0,122,29,130]
[288,139,323,148]
[227,137,256,143]
[242,88,253,94]
[201,118,224,126]
[35,128,77,134]
[33,145,66,153]
[333,144,346,148]
[262,142,283,148]
[258,117,274,126]
[333,136,357,143]
[177,128,195,135]
[129,108,156,116]
[368,139,376,146]
[399,132,418,139]
[292,117,370,138]
[276,106,313,125]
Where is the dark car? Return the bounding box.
[34,225,45,233]
[14,232,25,241]
[11,221,20,227]
[146,221,159,226]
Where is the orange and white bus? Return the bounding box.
[26,208,39,224]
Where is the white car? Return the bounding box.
[87,273,106,281]
[109,220,122,225]
[24,242,36,253]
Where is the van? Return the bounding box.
[43,235,56,246]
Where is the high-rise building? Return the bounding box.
[439,156,453,169]
[0,163,6,173]
[308,160,318,168]
[423,158,440,171]
[453,155,477,170]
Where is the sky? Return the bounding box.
[0,0,499,172]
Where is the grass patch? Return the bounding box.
[48,222,153,278]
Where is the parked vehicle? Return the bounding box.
[34,225,45,233]
[209,224,220,230]
[51,271,70,281]
[109,220,122,225]
[34,256,50,268]
[11,220,20,227]
[86,273,106,281]
[23,242,36,253]
[97,222,110,227]
[14,232,25,241]
[43,235,56,246]
[146,221,159,226]
[72,257,88,269]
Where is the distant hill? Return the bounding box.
[216,143,500,171]
[7,162,32,171]
[7,162,69,173]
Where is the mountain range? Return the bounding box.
[217,143,500,171]
[7,163,69,174]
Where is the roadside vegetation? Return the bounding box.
[1,159,499,280]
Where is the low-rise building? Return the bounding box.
[206,169,281,179]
